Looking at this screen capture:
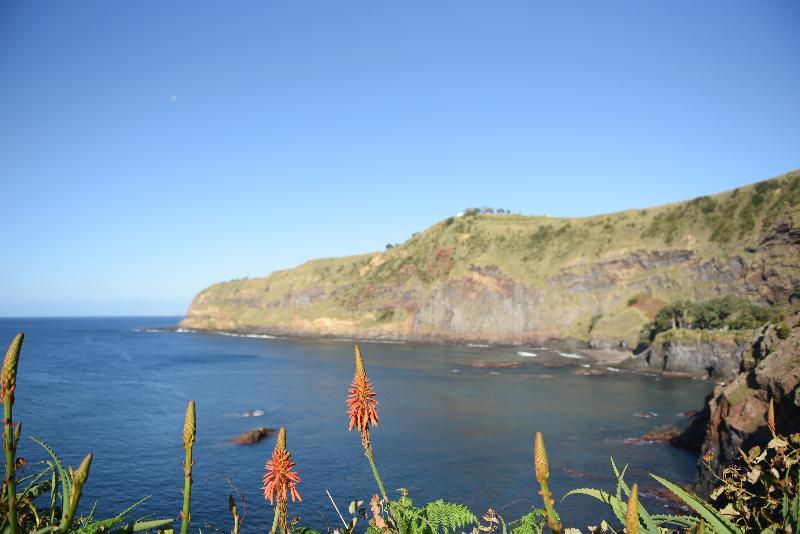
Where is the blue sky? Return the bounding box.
[1,1,798,316]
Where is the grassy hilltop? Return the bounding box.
[181,170,800,346]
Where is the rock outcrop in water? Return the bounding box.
[621,330,749,380]
[672,311,800,497]
[181,171,800,346]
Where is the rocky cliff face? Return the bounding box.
[621,330,749,380]
[181,170,800,345]
[672,312,800,497]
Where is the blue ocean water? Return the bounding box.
[0,317,711,532]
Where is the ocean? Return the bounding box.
[0,317,712,531]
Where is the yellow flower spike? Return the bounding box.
[276,426,286,452]
[354,345,366,378]
[183,400,196,449]
[2,333,23,534]
[626,483,639,534]
[180,401,196,534]
[534,431,549,481]
[1,333,23,404]
[767,399,776,437]
[533,433,560,534]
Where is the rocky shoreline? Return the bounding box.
[164,315,800,498]
[671,311,800,497]
[169,324,739,382]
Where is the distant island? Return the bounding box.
[181,170,799,351]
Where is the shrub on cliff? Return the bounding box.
[640,296,777,342]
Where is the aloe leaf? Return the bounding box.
[107,518,175,533]
[610,457,628,500]
[608,459,659,533]
[29,436,71,521]
[651,513,699,528]
[19,481,52,500]
[650,473,741,533]
[564,488,627,525]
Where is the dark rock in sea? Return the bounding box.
[625,425,681,445]
[672,311,800,497]
[231,427,275,445]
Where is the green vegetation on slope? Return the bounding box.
[182,170,800,345]
[638,296,790,344]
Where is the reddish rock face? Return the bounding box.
[673,312,800,497]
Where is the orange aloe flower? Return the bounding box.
[262,428,301,504]
[347,345,379,433]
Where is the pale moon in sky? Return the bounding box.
[170,94,178,103]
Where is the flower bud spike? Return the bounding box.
[180,401,196,534]
[626,483,639,534]
[767,398,776,437]
[2,333,23,534]
[354,345,366,378]
[534,432,549,481]
[276,426,286,452]
[61,453,92,532]
[1,333,23,405]
[183,400,196,449]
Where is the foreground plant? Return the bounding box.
[2,333,23,534]
[264,427,302,534]
[0,333,172,533]
[704,424,800,532]
[181,399,196,534]
[347,345,388,503]
[60,452,92,533]
[534,432,561,534]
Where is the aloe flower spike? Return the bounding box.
[626,483,639,534]
[181,400,196,534]
[61,453,93,533]
[534,432,561,534]
[2,333,23,534]
[264,427,301,534]
[347,345,387,502]
[767,399,776,437]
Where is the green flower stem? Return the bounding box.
[537,478,561,534]
[364,445,388,503]
[270,504,280,534]
[2,333,23,534]
[271,500,287,534]
[4,394,16,534]
[181,445,193,534]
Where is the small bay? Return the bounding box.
[1,317,712,530]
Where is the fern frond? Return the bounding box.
[423,500,477,533]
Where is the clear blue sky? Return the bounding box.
[1,1,798,316]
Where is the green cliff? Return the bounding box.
[181,170,800,346]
